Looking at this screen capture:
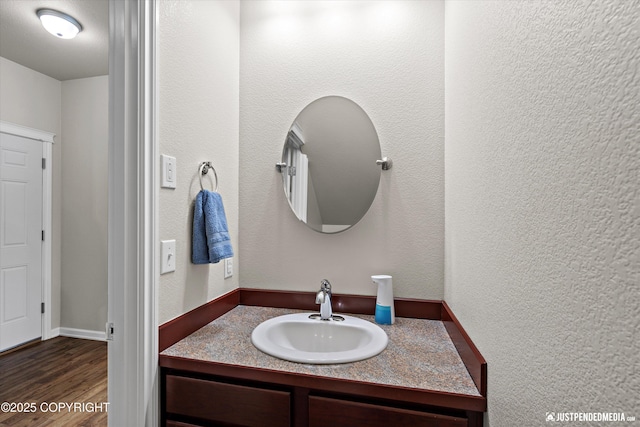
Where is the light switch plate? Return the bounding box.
[161,154,176,189]
[161,239,176,274]
[224,258,233,279]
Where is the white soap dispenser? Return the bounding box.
[372,275,395,325]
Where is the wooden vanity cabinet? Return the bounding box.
[160,291,486,427]
[162,370,476,427]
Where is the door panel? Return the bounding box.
[2,181,28,246]
[0,133,42,352]
[2,266,28,322]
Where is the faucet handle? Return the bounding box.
[320,279,331,294]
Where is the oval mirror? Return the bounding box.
[279,96,381,233]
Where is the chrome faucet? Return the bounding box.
[315,279,333,320]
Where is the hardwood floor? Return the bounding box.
[0,337,107,427]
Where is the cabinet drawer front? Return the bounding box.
[309,396,468,427]
[166,375,290,427]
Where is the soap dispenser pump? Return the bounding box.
[372,275,395,325]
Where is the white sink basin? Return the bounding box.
[251,313,388,364]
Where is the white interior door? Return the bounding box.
[0,132,43,352]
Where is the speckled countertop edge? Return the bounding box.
[161,305,481,397]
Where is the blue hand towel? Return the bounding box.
[192,190,234,264]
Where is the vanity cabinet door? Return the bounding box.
[308,396,468,427]
[165,375,291,427]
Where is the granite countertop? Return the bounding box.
[161,305,481,397]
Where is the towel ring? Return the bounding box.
[199,161,218,192]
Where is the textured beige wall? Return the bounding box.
[239,1,444,298]
[60,76,108,332]
[0,57,62,330]
[158,0,240,324]
[444,1,640,425]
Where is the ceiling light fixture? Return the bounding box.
[36,9,82,39]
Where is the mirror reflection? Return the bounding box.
[280,96,381,233]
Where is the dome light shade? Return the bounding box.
[37,9,82,39]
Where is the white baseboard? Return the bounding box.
[49,327,60,338]
[58,327,107,341]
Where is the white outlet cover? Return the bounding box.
[224,258,233,279]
